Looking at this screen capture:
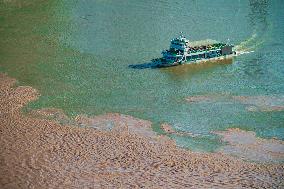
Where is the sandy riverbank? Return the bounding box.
[0,73,283,188]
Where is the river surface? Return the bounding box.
[1,0,284,152]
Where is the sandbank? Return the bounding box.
[1,73,283,188]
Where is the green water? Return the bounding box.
[1,0,284,152]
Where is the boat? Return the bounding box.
[152,34,236,68]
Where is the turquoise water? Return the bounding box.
[1,0,284,152]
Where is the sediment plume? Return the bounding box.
[186,94,284,112]
[161,122,284,162]
[161,123,175,134]
[186,95,213,103]
[161,123,200,138]
[75,113,157,139]
[1,73,284,188]
[232,95,284,112]
[214,128,284,163]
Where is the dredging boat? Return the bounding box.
[152,34,236,67]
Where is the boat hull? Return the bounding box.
[155,53,235,68]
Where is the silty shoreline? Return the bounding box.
[0,73,283,188]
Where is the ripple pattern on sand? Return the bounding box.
[1,73,284,188]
